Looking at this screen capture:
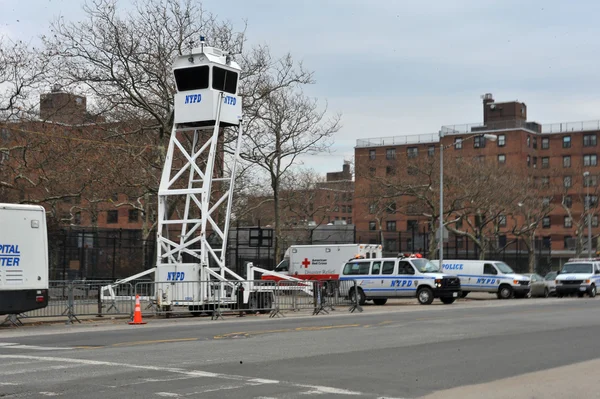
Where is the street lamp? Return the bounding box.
[584,171,592,258]
[438,132,497,268]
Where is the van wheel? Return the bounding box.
[498,285,513,299]
[373,298,387,306]
[461,291,470,298]
[417,287,434,305]
[440,297,455,304]
[350,288,366,306]
[589,285,597,298]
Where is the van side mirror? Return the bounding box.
[556,271,560,275]
[595,270,600,275]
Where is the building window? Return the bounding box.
[542,157,549,168]
[456,218,463,229]
[563,156,571,168]
[563,136,571,148]
[542,236,551,249]
[564,236,572,249]
[384,239,398,252]
[542,217,550,228]
[541,137,549,149]
[474,136,485,148]
[564,216,573,228]
[498,154,506,164]
[386,166,395,176]
[454,138,462,149]
[369,149,376,160]
[584,175,598,187]
[74,212,82,225]
[527,136,530,147]
[369,221,376,231]
[386,203,397,213]
[128,209,139,223]
[498,215,507,227]
[527,156,531,167]
[542,197,551,206]
[498,134,506,147]
[369,203,377,214]
[564,176,572,188]
[533,137,537,149]
[107,210,119,224]
[541,176,550,187]
[563,196,572,208]
[386,148,396,160]
[428,146,435,157]
[407,147,418,158]
[369,167,376,177]
[593,216,599,228]
[347,205,352,213]
[584,154,598,166]
[347,217,352,224]
[341,205,347,213]
[0,150,8,163]
[533,157,537,168]
[584,134,597,147]
[110,193,119,202]
[386,221,397,231]
[589,195,599,207]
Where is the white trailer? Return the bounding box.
[263,244,382,282]
[0,203,49,315]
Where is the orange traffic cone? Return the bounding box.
[129,294,146,325]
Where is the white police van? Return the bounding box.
[434,260,530,299]
[555,258,600,298]
[339,254,461,305]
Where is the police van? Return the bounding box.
[339,254,461,305]
[433,259,530,299]
[555,258,600,298]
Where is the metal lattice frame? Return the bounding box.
[156,94,244,281]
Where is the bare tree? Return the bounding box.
[0,37,50,122]
[240,85,341,262]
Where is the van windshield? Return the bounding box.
[495,262,514,274]
[274,259,289,272]
[561,263,593,274]
[412,259,440,273]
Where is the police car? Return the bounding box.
[555,257,600,298]
[339,253,461,305]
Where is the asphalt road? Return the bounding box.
[1,296,600,398]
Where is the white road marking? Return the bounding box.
[2,364,79,376]
[0,354,368,396]
[0,342,72,351]
[0,382,19,386]
[39,393,61,397]
[156,393,181,398]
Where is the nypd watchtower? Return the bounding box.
[155,38,246,312]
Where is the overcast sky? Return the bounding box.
[2,0,600,175]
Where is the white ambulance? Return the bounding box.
[434,259,530,299]
[555,257,600,298]
[263,243,382,282]
[338,254,461,305]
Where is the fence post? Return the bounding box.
[66,282,81,324]
[349,281,363,313]
[97,282,103,317]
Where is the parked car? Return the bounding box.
[544,271,557,296]
[524,273,550,297]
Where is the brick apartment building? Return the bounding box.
[354,94,600,265]
[241,161,354,228]
[1,86,149,231]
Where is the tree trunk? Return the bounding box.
[273,180,282,264]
